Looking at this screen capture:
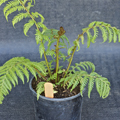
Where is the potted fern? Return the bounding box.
[0,0,120,120]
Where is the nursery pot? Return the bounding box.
[29,76,83,120]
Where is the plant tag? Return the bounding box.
[44,82,54,98]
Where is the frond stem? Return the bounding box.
[55,36,60,83]
[18,0,51,77]
[63,46,77,78]
[34,67,47,81]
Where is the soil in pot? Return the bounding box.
[32,75,80,98]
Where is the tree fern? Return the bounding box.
[0,57,47,104]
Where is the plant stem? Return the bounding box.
[55,36,60,83]
[34,67,47,81]
[44,51,51,76]
[63,46,77,78]
[19,0,51,76]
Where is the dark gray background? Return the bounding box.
[0,0,120,120]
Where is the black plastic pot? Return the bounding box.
[29,76,83,120]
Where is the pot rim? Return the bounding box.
[29,76,84,102]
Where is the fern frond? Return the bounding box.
[37,22,47,33]
[71,61,95,73]
[39,42,45,58]
[0,0,8,6]
[36,82,45,100]
[80,35,84,44]
[80,76,88,96]
[91,27,98,43]
[26,1,34,11]
[73,40,80,51]
[95,77,110,98]
[12,12,30,27]
[105,26,113,43]
[86,30,92,48]
[61,67,110,99]
[46,50,55,57]
[3,0,20,15]
[0,57,46,104]
[68,46,74,55]
[35,29,43,44]
[99,26,108,43]
[112,27,117,43]
[24,19,35,36]
[81,21,120,46]
[88,72,95,98]
[32,12,44,23]
[60,34,70,46]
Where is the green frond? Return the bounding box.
[68,46,74,55]
[46,50,55,57]
[32,12,44,23]
[95,21,104,26]
[9,68,18,85]
[59,52,67,61]
[88,21,96,27]
[39,42,45,58]
[24,19,35,36]
[5,6,18,21]
[95,77,110,98]
[106,26,113,43]
[91,27,98,43]
[80,35,84,44]
[88,74,95,98]
[0,0,8,6]
[17,64,29,82]
[86,30,92,48]
[3,0,20,15]
[26,1,34,11]
[37,22,47,33]
[82,21,120,46]
[73,61,95,72]
[80,76,88,96]
[112,27,117,43]
[59,42,67,49]
[47,73,57,82]
[71,80,79,92]
[12,12,30,27]
[36,82,45,100]
[61,34,70,45]
[99,26,108,43]
[35,29,43,44]
[67,74,77,89]
[0,57,46,104]
[117,30,120,42]
[73,40,80,51]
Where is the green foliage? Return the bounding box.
[58,70,110,99]
[0,0,119,103]
[0,57,46,104]
[36,82,45,100]
[70,61,95,73]
[80,21,120,48]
